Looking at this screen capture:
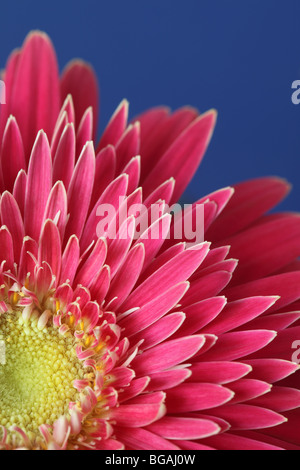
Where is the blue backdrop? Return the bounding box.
[1,0,299,211]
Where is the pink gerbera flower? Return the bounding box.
[0,31,300,451]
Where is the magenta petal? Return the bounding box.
[220,214,300,285]
[111,402,165,428]
[65,141,95,241]
[115,427,180,450]
[250,386,300,412]
[0,226,14,270]
[131,335,205,375]
[142,110,217,203]
[207,177,291,242]
[188,362,251,385]
[146,416,220,440]
[202,296,279,335]
[61,60,99,138]
[201,330,277,361]
[13,170,27,218]
[38,220,61,281]
[203,433,283,450]
[89,265,110,305]
[74,237,107,286]
[106,243,145,310]
[25,131,52,241]
[1,116,26,192]
[122,243,210,311]
[44,181,68,240]
[130,312,185,350]
[0,191,25,262]
[96,99,128,152]
[147,369,191,392]
[52,123,75,190]
[9,32,60,158]
[60,235,80,285]
[210,404,286,430]
[76,107,93,159]
[90,145,116,209]
[165,383,234,412]
[119,282,189,336]
[245,359,299,383]
[115,122,140,173]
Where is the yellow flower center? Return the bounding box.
[0,311,85,444]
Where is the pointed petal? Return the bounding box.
[9,31,60,158]
[53,123,75,190]
[0,191,25,262]
[65,141,95,241]
[25,131,52,240]
[1,116,26,192]
[61,60,99,138]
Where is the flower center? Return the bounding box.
[0,311,85,442]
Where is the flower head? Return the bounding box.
[0,31,300,450]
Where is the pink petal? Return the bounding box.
[207,177,291,242]
[115,122,140,173]
[142,110,217,203]
[13,170,27,218]
[65,141,95,241]
[76,107,93,159]
[61,60,99,138]
[0,116,25,192]
[201,330,277,361]
[81,174,128,251]
[0,191,25,262]
[52,123,75,190]
[245,359,299,383]
[90,145,116,209]
[60,235,80,285]
[74,237,107,286]
[0,226,14,270]
[203,433,283,450]
[38,220,61,281]
[251,386,300,412]
[106,243,145,310]
[131,335,205,375]
[122,243,210,311]
[110,402,165,427]
[210,404,286,430]
[88,265,110,305]
[146,416,220,440]
[9,31,60,158]
[44,181,68,240]
[228,379,271,404]
[96,99,128,152]
[130,312,185,350]
[202,296,279,335]
[119,282,189,335]
[25,131,52,241]
[165,383,234,412]
[177,296,227,336]
[136,106,197,181]
[115,427,180,450]
[220,214,300,285]
[147,369,191,392]
[188,361,251,385]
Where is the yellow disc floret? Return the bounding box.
[0,311,85,443]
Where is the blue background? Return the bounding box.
[0,0,300,211]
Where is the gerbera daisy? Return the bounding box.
[0,31,299,451]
